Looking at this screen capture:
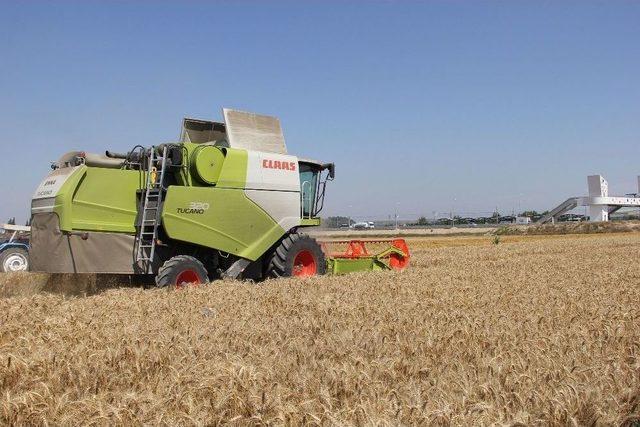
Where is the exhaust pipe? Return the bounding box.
[105,151,128,159]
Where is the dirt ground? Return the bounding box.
[1,233,639,424]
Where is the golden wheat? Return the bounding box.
[1,233,639,425]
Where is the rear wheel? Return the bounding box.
[155,255,209,288]
[1,247,29,272]
[266,233,326,278]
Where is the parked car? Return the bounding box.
[351,222,374,230]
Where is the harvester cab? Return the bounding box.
[29,108,408,287]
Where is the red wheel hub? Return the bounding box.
[175,269,201,288]
[292,250,317,277]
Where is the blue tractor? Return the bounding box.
[0,223,30,272]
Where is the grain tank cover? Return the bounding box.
[223,108,288,154]
[180,118,227,144]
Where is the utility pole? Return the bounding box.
[451,197,457,228]
[518,193,523,217]
[395,202,399,230]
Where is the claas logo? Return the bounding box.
[262,159,296,171]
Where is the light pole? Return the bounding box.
[451,197,457,228]
[518,193,523,217]
[395,202,399,230]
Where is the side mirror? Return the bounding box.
[322,163,335,179]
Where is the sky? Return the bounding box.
[1,1,639,223]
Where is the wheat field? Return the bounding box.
[1,234,639,425]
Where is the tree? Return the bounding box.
[417,216,428,226]
[454,216,468,224]
[520,210,539,218]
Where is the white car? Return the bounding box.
[351,222,370,230]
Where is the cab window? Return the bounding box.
[299,163,320,217]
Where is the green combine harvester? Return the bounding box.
[29,109,409,286]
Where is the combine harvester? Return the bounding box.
[29,109,409,286]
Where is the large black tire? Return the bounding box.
[155,255,209,288]
[265,233,326,278]
[1,247,29,272]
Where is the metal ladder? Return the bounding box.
[136,146,168,264]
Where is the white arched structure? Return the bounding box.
[538,175,640,224]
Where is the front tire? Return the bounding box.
[266,233,326,278]
[155,255,209,288]
[1,247,29,272]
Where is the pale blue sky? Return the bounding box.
[1,1,639,222]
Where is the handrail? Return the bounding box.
[300,180,313,219]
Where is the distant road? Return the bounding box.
[310,227,495,239]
